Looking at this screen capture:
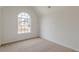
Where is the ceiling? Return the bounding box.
[33,6,79,17]
[1,6,79,17]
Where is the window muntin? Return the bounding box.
[18,12,31,34]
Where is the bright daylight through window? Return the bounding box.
[18,12,31,34]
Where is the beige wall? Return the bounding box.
[2,6,39,44]
[39,7,79,51]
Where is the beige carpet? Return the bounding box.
[0,38,76,52]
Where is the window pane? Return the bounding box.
[18,12,31,34]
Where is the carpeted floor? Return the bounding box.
[0,38,76,52]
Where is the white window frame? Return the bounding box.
[17,12,31,34]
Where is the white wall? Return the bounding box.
[40,7,79,51]
[0,9,2,45]
[0,8,3,45]
[2,6,39,44]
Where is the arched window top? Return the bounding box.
[18,12,31,18]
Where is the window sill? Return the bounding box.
[17,32,32,35]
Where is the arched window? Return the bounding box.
[18,12,31,34]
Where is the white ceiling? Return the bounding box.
[33,6,53,16]
[1,6,79,17]
[33,6,67,16]
[33,6,79,17]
